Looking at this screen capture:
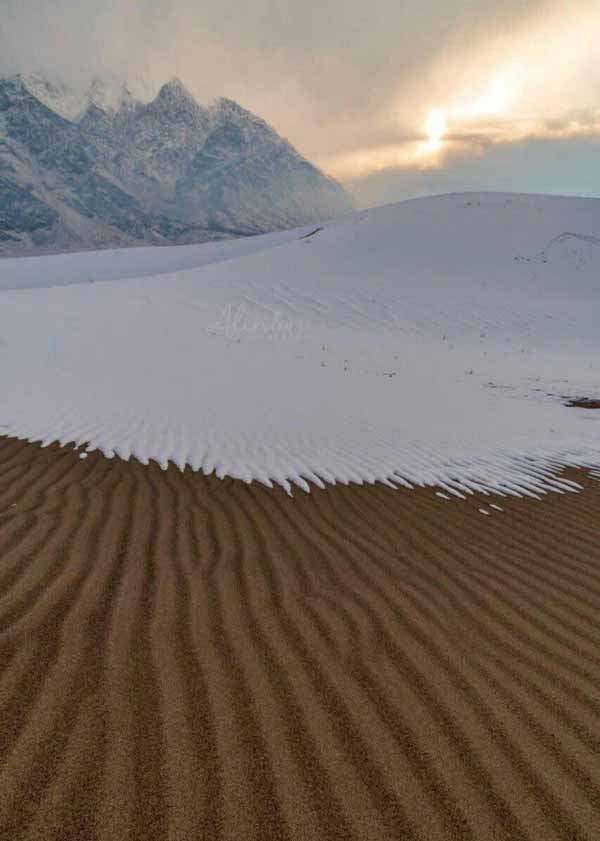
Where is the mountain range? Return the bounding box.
[0,73,352,255]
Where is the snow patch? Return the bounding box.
[1,192,600,495]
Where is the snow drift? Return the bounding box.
[0,192,599,495]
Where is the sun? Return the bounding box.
[418,108,448,157]
[425,108,448,145]
[419,65,519,159]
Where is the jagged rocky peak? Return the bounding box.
[0,73,139,123]
[17,72,88,121]
[87,77,140,116]
[0,70,353,255]
[0,73,68,120]
[150,76,207,113]
[158,77,194,100]
[143,78,209,134]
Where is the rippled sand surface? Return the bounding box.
[1,438,599,841]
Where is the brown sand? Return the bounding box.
[0,437,599,841]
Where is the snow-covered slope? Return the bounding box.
[19,73,89,121]
[0,225,308,291]
[0,74,352,255]
[1,192,599,495]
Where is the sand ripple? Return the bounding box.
[0,438,599,840]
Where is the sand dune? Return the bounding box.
[2,193,600,494]
[0,437,599,840]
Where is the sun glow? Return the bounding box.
[419,66,520,159]
[323,0,600,180]
[452,65,521,121]
[415,108,449,160]
[424,108,448,147]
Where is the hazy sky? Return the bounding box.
[2,0,600,207]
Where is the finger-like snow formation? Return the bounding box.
[1,192,599,495]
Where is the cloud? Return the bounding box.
[349,135,600,208]
[0,1,551,154]
[1,0,599,207]
[319,0,600,181]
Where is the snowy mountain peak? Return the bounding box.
[15,72,88,121]
[86,77,140,116]
[0,70,353,254]
[158,77,195,103]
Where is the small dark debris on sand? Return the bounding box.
[300,226,324,240]
[564,398,600,409]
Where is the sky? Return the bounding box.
[2,0,600,208]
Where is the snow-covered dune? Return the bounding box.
[0,225,308,291]
[1,192,599,494]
